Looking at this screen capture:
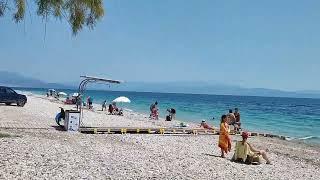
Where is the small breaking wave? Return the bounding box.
[15,90,33,96]
[286,136,320,142]
[298,136,319,140]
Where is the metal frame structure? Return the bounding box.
[77,75,122,126]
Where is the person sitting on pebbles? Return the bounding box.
[200,120,214,130]
[232,132,272,165]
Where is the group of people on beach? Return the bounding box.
[149,101,176,121]
[74,96,93,110]
[218,114,271,165]
[59,93,271,165]
[75,97,123,116]
[198,108,271,165]
[199,108,241,131]
[227,108,241,131]
[101,100,123,115]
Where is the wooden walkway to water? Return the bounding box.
[0,123,285,140]
[79,127,225,135]
[78,127,286,140]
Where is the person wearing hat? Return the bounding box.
[232,132,271,164]
[200,120,214,130]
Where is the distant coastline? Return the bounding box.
[1,71,320,99]
[12,86,320,100]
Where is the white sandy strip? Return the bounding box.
[0,95,319,179]
[0,94,199,129]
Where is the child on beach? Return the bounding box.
[218,115,231,158]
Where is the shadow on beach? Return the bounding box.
[203,153,223,158]
[51,126,65,131]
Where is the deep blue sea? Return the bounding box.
[15,87,320,144]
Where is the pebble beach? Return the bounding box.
[0,94,319,179]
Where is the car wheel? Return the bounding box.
[17,100,26,107]
[5,103,11,106]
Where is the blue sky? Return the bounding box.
[1,0,320,91]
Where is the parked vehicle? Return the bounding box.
[0,86,27,107]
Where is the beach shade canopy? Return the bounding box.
[80,76,123,84]
[112,96,131,103]
[58,92,67,96]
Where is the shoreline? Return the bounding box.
[21,91,320,145]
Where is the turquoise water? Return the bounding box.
[15,87,320,144]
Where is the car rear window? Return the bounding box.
[0,88,6,94]
[5,88,15,94]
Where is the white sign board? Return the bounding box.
[64,110,80,132]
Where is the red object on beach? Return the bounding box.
[150,108,159,120]
[65,99,74,104]
[241,132,250,139]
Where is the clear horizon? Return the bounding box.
[1,0,320,91]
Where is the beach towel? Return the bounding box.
[218,122,231,153]
[232,141,255,162]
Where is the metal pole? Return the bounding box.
[76,76,121,127]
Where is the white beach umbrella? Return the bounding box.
[72,93,79,97]
[112,96,131,103]
[58,92,67,96]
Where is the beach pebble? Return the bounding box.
[0,95,319,179]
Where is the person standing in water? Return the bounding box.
[234,108,241,131]
[218,115,231,158]
[150,101,158,112]
[227,109,236,125]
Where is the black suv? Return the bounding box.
[0,86,27,107]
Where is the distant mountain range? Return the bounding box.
[1,71,320,99]
[112,82,320,99]
[0,71,72,89]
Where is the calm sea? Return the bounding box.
[15,87,320,144]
